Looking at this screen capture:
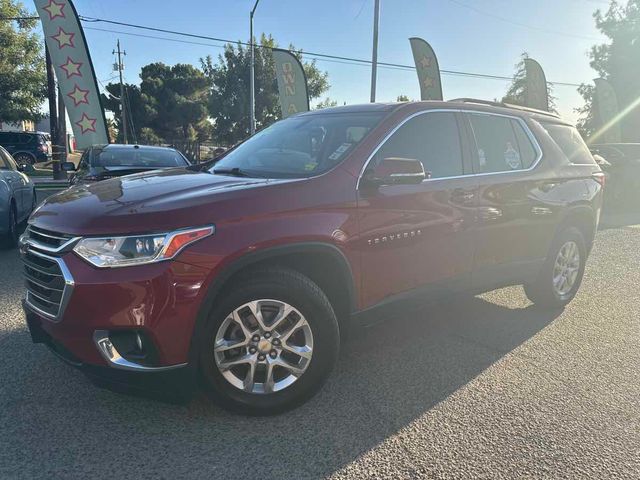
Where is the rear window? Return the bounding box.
[92,148,188,168]
[541,123,596,165]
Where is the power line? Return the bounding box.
[79,15,583,87]
[445,0,601,41]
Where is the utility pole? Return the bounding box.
[45,45,64,179]
[249,0,261,135]
[370,0,380,103]
[113,40,128,144]
[57,86,67,165]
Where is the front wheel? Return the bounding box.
[198,267,340,415]
[524,227,587,308]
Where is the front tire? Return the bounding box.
[524,227,587,308]
[198,267,340,415]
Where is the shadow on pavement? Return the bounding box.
[0,272,563,478]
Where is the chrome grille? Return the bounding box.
[24,225,77,252]
[21,240,75,322]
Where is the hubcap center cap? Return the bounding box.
[257,338,272,353]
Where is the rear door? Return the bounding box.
[463,111,553,289]
[357,110,478,309]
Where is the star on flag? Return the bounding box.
[75,113,97,134]
[423,76,435,89]
[60,57,82,79]
[43,0,65,20]
[67,85,89,107]
[420,56,432,69]
[51,27,74,49]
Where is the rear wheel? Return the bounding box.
[13,152,35,165]
[524,227,586,308]
[199,267,340,415]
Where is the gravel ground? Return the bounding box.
[0,224,638,479]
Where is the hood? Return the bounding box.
[31,168,290,235]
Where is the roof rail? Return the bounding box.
[448,98,560,118]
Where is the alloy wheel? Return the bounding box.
[552,240,581,296]
[213,299,314,394]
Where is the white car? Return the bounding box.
[0,146,36,247]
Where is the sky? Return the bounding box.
[68,0,610,124]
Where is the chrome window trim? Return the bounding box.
[356,108,544,190]
[23,248,74,322]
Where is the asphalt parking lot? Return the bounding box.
[1,220,639,479]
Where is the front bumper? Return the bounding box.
[24,305,196,402]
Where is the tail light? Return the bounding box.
[592,172,606,188]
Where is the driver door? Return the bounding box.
[357,111,478,309]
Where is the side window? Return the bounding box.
[468,113,531,173]
[540,123,596,165]
[511,120,538,168]
[373,112,464,179]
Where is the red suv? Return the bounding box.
[21,100,603,414]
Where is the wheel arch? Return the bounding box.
[188,242,356,365]
[557,203,598,253]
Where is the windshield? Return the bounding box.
[92,148,188,168]
[210,112,385,178]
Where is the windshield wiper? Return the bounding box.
[212,167,251,177]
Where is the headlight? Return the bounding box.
[73,226,214,268]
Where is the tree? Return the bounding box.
[101,83,145,143]
[396,94,411,102]
[0,0,46,122]
[314,98,338,109]
[502,53,557,113]
[140,62,210,141]
[577,1,640,141]
[202,34,330,145]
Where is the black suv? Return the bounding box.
[0,131,52,165]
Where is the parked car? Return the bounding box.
[0,146,36,247]
[64,144,191,185]
[21,100,603,414]
[0,131,52,165]
[589,143,640,210]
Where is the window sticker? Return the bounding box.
[504,142,521,169]
[304,162,318,171]
[478,148,487,168]
[328,143,353,161]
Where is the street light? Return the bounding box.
[249,0,261,135]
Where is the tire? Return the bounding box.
[2,203,18,249]
[13,153,35,166]
[524,227,587,308]
[198,267,340,415]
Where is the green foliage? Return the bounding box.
[202,34,330,145]
[314,97,338,109]
[502,53,557,113]
[140,63,210,141]
[396,94,411,102]
[101,83,145,143]
[0,0,46,122]
[578,1,640,142]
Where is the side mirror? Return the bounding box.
[365,157,427,186]
[61,161,76,172]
